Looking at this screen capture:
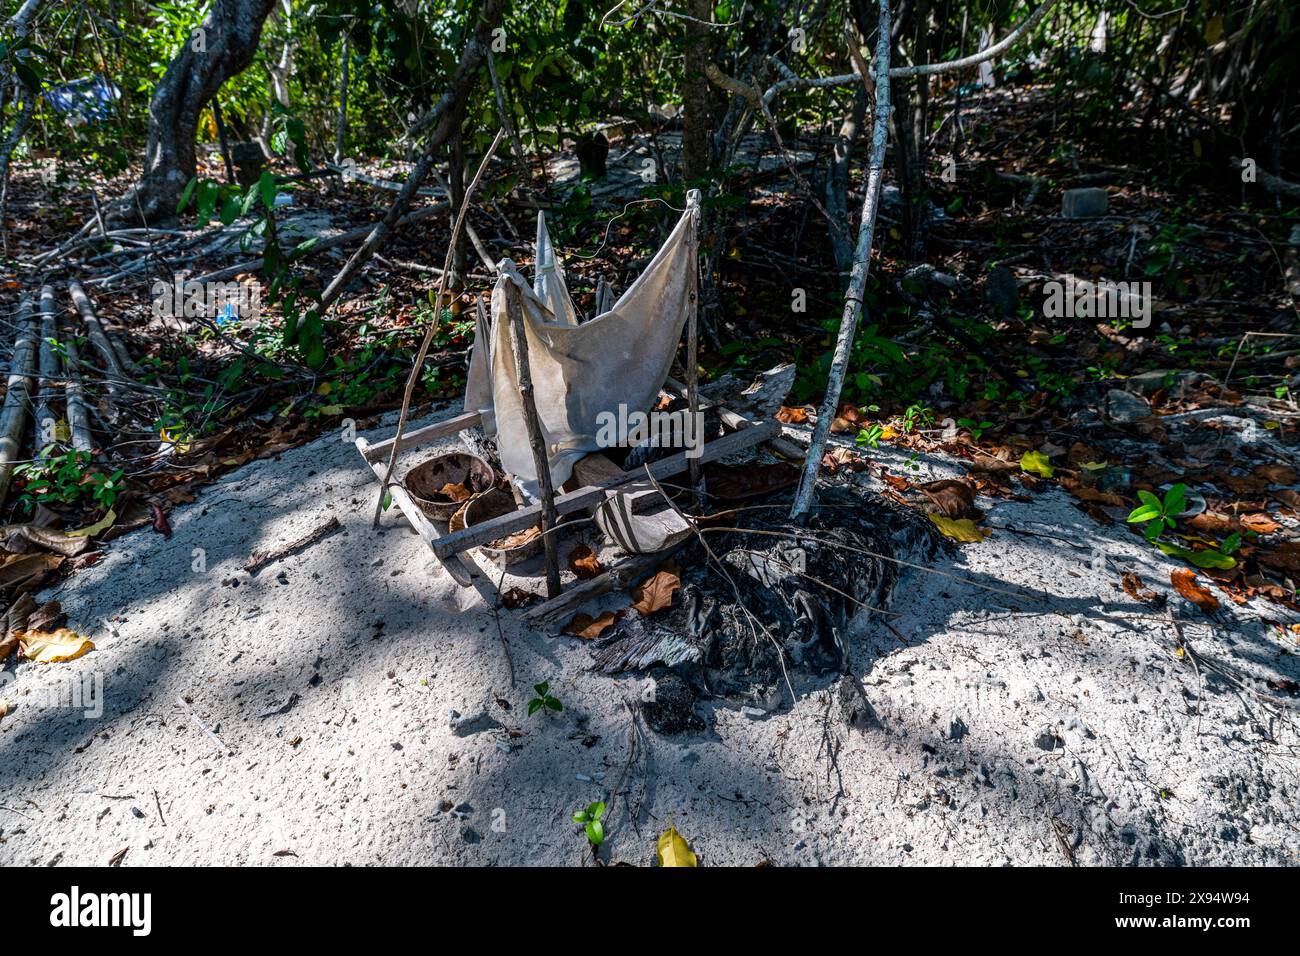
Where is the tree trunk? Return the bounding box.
[116,0,278,224]
[681,0,714,181]
[827,88,867,273]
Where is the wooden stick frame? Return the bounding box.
[353,186,779,607]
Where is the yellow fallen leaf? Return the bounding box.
[53,419,71,443]
[928,514,991,543]
[319,404,344,416]
[878,425,900,441]
[159,427,191,453]
[66,509,116,538]
[657,825,698,867]
[1019,450,1054,478]
[17,628,94,664]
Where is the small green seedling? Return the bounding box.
[1126,483,1187,541]
[572,801,605,849]
[528,681,563,716]
[855,423,884,448]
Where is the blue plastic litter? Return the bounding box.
[45,76,121,124]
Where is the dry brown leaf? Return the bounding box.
[879,470,911,493]
[1258,542,1300,575]
[1121,571,1158,604]
[919,479,978,519]
[562,610,619,640]
[1224,474,1268,495]
[775,405,810,424]
[1170,569,1219,614]
[631,568,681,616]
[0,700,10,724]
[1253,463,1298,486]
[1059,476,1126,507]
[0,552,64,590]
[821,446,868,473]
[438,481,473,503]
[1185,511,1279,537]
[1273,489,1300,511]
[830,403,865,434]
[567,544,604,580]
[500,588,535,609]
[489,525,541,551]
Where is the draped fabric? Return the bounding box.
[465,190,700,496]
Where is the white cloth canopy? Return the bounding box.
[465,190,700,496]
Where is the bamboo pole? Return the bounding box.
[35,284,60,457]
[503,280,561,599]
[0,295,38,509]
[68,279,129,412]
[59,294,95,454]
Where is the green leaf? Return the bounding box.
[571,810,588,823]
[1127,504,1161,523]
[528,699,542,716]
[1137,490,1162,509]
[240,184,262,216]
[1019,450,1054,478]
[219,193,242,225]
[176,177,198,214]
[534,681,548,696]
[1163,483,1187,517]
[585,819,604,846]
[545,697,563,712]
[258,170,277,212]
[1156,541,1236,570]
[195,179,220,223]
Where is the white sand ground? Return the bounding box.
[1,405,1297,867]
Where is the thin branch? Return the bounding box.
[790,0,892,521]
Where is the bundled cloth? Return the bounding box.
[465,190,700,497]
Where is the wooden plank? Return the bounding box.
[433,419,776,560]
[355,436,476,587]
[360,409,482,461]
[664,375,805,460]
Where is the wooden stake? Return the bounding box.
[503,281,561,599]
[789,0,892,521]
[371,129,504,530]
[686,252,702,508]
